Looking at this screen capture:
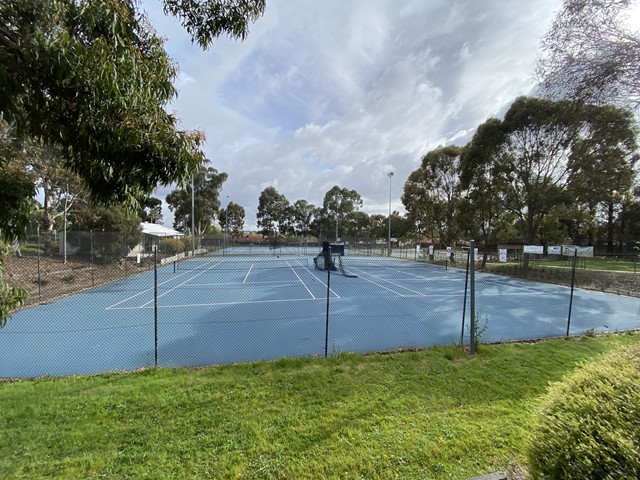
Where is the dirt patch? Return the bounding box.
[485,264,640,298]
[4,254,153,307]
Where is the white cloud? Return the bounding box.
[141,0,562,230]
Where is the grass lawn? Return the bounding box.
[497,256,639,273]
[1,333,639,479]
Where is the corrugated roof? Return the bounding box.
[140,222,183,237]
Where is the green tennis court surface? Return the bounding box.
[1,253,639,378]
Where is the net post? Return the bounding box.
[469,240,476,355]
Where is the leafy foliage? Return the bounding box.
[256,186,290,236]
[219,201,245,237]
[322,185,363,240]
[0,0,216,207]
[0,241,28,328]
[0,119,37,240]
[537,0,640,110]
[527,341,640,479]
[166,160,228,236]
[162,0,265,49]
[403,146,463,246]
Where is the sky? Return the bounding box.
[141,0,563,231]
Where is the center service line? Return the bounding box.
[140,261,224,307]
[287,260,316,299]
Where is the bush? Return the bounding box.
[527,341,640,479]
[160,238,187,255]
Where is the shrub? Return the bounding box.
[160,238,187,255]
[527,341,640,479]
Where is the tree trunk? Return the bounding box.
[607,201,615,255]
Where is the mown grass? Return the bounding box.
[1,333,639,479]
[492,256,638,273]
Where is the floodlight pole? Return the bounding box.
[387,171,394,256]
[191,176,195,256]
[224,195,229,252]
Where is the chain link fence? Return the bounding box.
[1,232,639,378]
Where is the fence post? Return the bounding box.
[36,226,42,300]
[154,245,159,368]
[566,249,578,337]
[469,240,476,355]
[461,248,471,348]
[90,230,95,287]
[324,266,331,358]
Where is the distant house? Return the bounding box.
[134,222,183,257]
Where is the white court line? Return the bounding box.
[166,280,301,287]
[302,267,340,298]
[346,269,411,296]
[108,297,323,310]
[243,264,254,284]
[140,260,224,308]
[351,268,427,296]
[105,269,207,310]
[287,260,316,299]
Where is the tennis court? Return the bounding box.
[1,252,639,378]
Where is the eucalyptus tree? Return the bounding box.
[322,186,363,241]
[256,187,290,237]
[219,202,245,238]
[0,0,264,210]
[0,119,36,240]
[139,197,164,225]
[463,97,589,272]
[537,0,640,110]
[568,105,638,252]
[291,199,316,238]
[166,161,228,237]
[344,211,371,238]
[402,146,464,247]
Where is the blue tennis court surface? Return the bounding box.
[1,254,639,378]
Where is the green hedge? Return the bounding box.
[527,341,640,479]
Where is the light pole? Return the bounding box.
[191,176,195,256]
[334,193,342,242]
[387,171,393,256]
[224,195,229,251]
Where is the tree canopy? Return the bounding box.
[322,186,363,240]
[537,0,640,109]
[166,161,228,236]
[0,0,265,217]
[256,187,290,236]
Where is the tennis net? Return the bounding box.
[174,256,312,271]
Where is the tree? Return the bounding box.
[219,202,245,238]
[537,0,640,110]
[166,160,228,237]
[388,212,410,240]
[461,119,519,266]
[403,146,464,246]
[322,186,363,241]
[568,105,638,252]
[0,118,37,240]
[0,0,264,209]
[290,200,316,237]
[0,242,27,328]
[344,211,371,238]
[256,187,290,237]
[139,197,164,224]
[368,214,387,238]
[163,0,265,49]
